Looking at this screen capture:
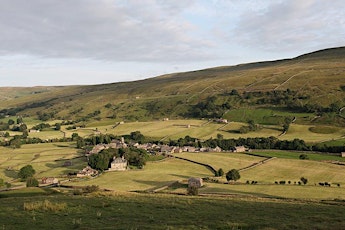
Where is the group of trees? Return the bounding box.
[88,147,148,171]
[18,165,38,187]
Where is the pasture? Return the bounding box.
[172,152,264,170]
[0,142,85,183]
[67,158,212,191]
[55,119,345,143]
[1,191,345,229]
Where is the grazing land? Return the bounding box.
[1,47,345,229]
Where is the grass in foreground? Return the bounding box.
[1,191,345,229]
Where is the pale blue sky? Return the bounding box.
[0,0,344,86]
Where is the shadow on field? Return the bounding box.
[133,180,171,187]
[202,186,283,199]
[4,169,17,179]
[169,174,190,179]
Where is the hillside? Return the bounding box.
[0,46,345,124]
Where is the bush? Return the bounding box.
[73,189,83,195]
[82,185,99,193]
[217,168,224,177]
[26,177,39,187]
[226,169,241,182]
[18,165,36,180]
[300,177,308,185]
[299,154,309,160]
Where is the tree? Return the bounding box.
[218,168,224,177]
[226,169,240,182]
[8,119,15,125]
[16,117,23,124]
[9,136,22,148]
[26,177,39,187]
[18,165,36,180]
[300,177,308,185]
[55,123,61,130]
[76,137,85,149]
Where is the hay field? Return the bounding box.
[67,158,212,191]
[0,142,85,182]
[173,152,264,170]
[239,158,345,185]
[200,183,345,200]
[283,124,345,142]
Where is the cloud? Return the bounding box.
[231,0,345,52]
[0,0,213,62]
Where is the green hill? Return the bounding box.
[1,46,345,125]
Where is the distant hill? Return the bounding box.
[1,46,345,124]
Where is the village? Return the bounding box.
[40,135,248,187]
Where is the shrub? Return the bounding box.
[82,185,99,193]
[279,181,286,185]
[299,154,309,160]
[26,177,39,187]
[300,177,308,185]
[217,168,224,177]
[18,165,36,180]
[73,189,83,195]
[226,169,241,182]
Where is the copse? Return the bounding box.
[226,169,241,182]
[18,165,36,180]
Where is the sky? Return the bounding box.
[0,0,344,87]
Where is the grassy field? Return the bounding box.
[224,108,313,125]
[239,158,345,185]
[172,152,264,171]
[200,183,345,200]
[282,124,345,142]
[67,158,212,191]
[1,190,345,229]
[0,142,85,183]
[55,119,345,143]
[250,150,345,161]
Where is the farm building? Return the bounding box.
[342,152,345,157]
[41,177,58,185]
[188,178,203,188]
[233,146,247,153]
[77,166,98,177]
[109,156,127,171]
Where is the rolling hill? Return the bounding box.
[0,46,344,124]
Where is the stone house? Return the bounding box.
[41,177,58,184]
[188,177,203,188]
[109,156,127,171]
[77,166,98,177]
[233,146,246,153]
[183,146,196,152]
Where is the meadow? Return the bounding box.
[0,142,85,183]
[1,189,345,229]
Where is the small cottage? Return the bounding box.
[188,177,203,188]
[41,177,59,185]
[341,152,345,158]
[77,166,98,177]
[233,146,246,153]
[109,156,127,171]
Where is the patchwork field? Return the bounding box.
[67,158,212,191]
[0,143,85,182]
[54,119,345,143]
